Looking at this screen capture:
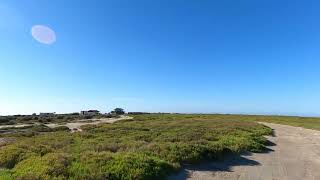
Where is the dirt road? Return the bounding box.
[168,123,320,180]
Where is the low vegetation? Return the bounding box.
[195,114,320,131]
[0,113,116,125]
[247,115,320,130]
[0,124,70,138]
[0,113,119,136]
[0,114,272,179]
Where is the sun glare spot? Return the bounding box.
[31,25,56,45]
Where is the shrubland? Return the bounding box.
[0,114,273,179]
[0,113,116,125]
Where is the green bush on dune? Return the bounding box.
[68,152,172,180]
[0,114,272,179]
[12,153,70,179]
[0,145,25,169]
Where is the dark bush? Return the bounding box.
[52,126,70,132]
[31,125,52,132]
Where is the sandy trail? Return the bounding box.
[45,115,133,132]
[168,122,320,180]
[0,124,33,129]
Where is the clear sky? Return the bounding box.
[1,0,320,116]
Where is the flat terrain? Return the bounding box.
[1,114,320,179]
[169,122,320,180]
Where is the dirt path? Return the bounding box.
[0,124,33,129]
[45,115,133,132]
[168,123,320,180]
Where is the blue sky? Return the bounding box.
[1,0,320,116]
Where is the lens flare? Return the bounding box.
[31,25,56,45]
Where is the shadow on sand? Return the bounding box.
[167,141,275,180]
[271,129,277,137]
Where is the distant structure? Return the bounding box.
[128,112,150,115]
[39,112,56,117]
[80,110,100,116]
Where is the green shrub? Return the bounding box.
[68,152,172,180]
[0,169,13,180]
[12,153,70,180]
[0,145,25,168]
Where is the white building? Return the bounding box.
[39,112,56,117]
[80,110,100,116]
